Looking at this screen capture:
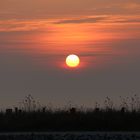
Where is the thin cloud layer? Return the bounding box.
[0,15,140,32]
[54,15,140,24]
[54,16,106,24]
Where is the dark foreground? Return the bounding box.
[0,132,140,140]
[0,109,140,131]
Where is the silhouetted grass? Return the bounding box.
[0,94,140,132]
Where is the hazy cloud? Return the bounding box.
[54,17,106,24]
[54,16,140,24]
[0,15,140,32]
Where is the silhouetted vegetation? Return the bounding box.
[1,94,140,132]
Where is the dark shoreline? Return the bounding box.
[0,110,140,132]
[0,132,140,140]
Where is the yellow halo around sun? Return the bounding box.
[66,54,80,68]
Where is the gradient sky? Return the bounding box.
[0,0,140,108]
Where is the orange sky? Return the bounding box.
[0,0,140,108]
[0,0,140,19]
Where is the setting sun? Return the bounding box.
[66,54,80,68]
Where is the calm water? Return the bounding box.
[0,132,140,140]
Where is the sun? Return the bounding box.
[66,54,80,68]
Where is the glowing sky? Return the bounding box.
[0,0,140,108]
